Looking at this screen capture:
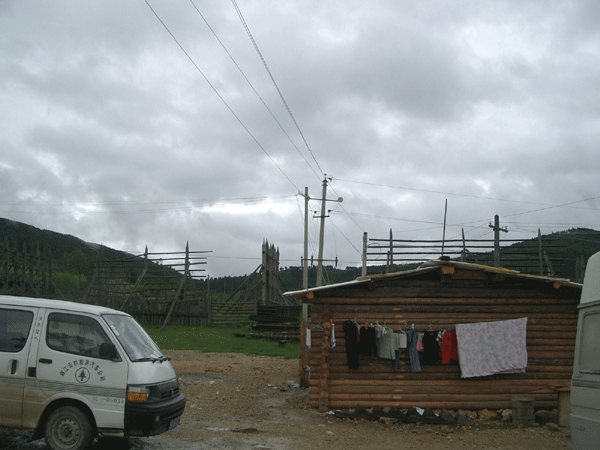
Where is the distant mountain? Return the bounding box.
[0,217,134,264]
[2,218,599,298]
[205,228,600,295]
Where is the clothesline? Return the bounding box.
[306,318,529,379]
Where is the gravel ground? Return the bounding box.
[161,350,573,450]
[0,350,573,450]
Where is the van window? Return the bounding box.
[46,313,112,359]
[103,314,164,362]
[580,311,600,373]
[0,308,33,352]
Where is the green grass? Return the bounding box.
[144,325,300,360]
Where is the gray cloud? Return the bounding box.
[1,0,599,278]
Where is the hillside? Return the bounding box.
[202,228,600,295]
[2,218,600,299]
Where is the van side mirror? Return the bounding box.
[99,342,122,362]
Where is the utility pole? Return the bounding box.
[303,187,309,290]
[489,214,508,267]
[302,187,309,321]
[314,176,343,287]
[316,178,328,287]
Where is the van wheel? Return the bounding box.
[44,406,93,450]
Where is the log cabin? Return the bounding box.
[286,259,581,412]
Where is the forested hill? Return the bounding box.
[2,217,600,297]
[202,227,600,295]
[0,217,133,262]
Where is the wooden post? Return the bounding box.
[11,240,18,293]
[316,177,327,287]
[96,247,104,305]
[538,229,543,276]
[207,275,212,325]
[119,265,149,311]
[461,228,466,262]
[389,228,393,271]
[3,237,8,293]
[489,215,507,267]
[441,199,448,257]
[21,241,27,295]
[262,240,267,304]
[48,248,53,298]
[318,304,331,412]
[303,187,309,291]
[299,322,310,388]
[362,232,367,277]
[161,272,185,331]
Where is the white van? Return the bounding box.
[0,295,186,450]
[571,252,600,449]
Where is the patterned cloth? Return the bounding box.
[455,318,528,378]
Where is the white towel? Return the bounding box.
[455,318,528,378]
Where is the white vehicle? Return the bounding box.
[0,295,186,450]
[571,252,600,449]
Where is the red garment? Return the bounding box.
[441,329,458,364]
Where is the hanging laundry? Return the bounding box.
[342,320,360,370]
[394,331,405,372]
[359,325,377,356]
[330,320,336,349]
[397,331,407,349]
[376,326,395,359]
[402,326,421,373]
[441,329,458,364]
[417,333,425,352]
[375,324,386,339]
[422,330,440,365]
[455,318,528,378]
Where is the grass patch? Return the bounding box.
[145,325,300,360]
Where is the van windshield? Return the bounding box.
[103,314,165,362]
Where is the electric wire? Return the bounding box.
[187,0,322,183]
[143,0,299,192]
[334,178,600,212]
[231,0,325,179]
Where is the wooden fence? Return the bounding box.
[1,239,58,298]
[1,239,299,330]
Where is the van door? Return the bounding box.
[0,306,38,428]
[35,311,128,431]
[571,303,600,449]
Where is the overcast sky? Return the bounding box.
[1,0,599,280]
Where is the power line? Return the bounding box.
[142,0,299,192]
[334,178,600,212]
[187,0,322,183]
[231,0,325,179]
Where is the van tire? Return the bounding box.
[44,406,93,450]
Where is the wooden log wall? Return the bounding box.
[300,265,580,412]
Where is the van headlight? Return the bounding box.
[127,385,150,402]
